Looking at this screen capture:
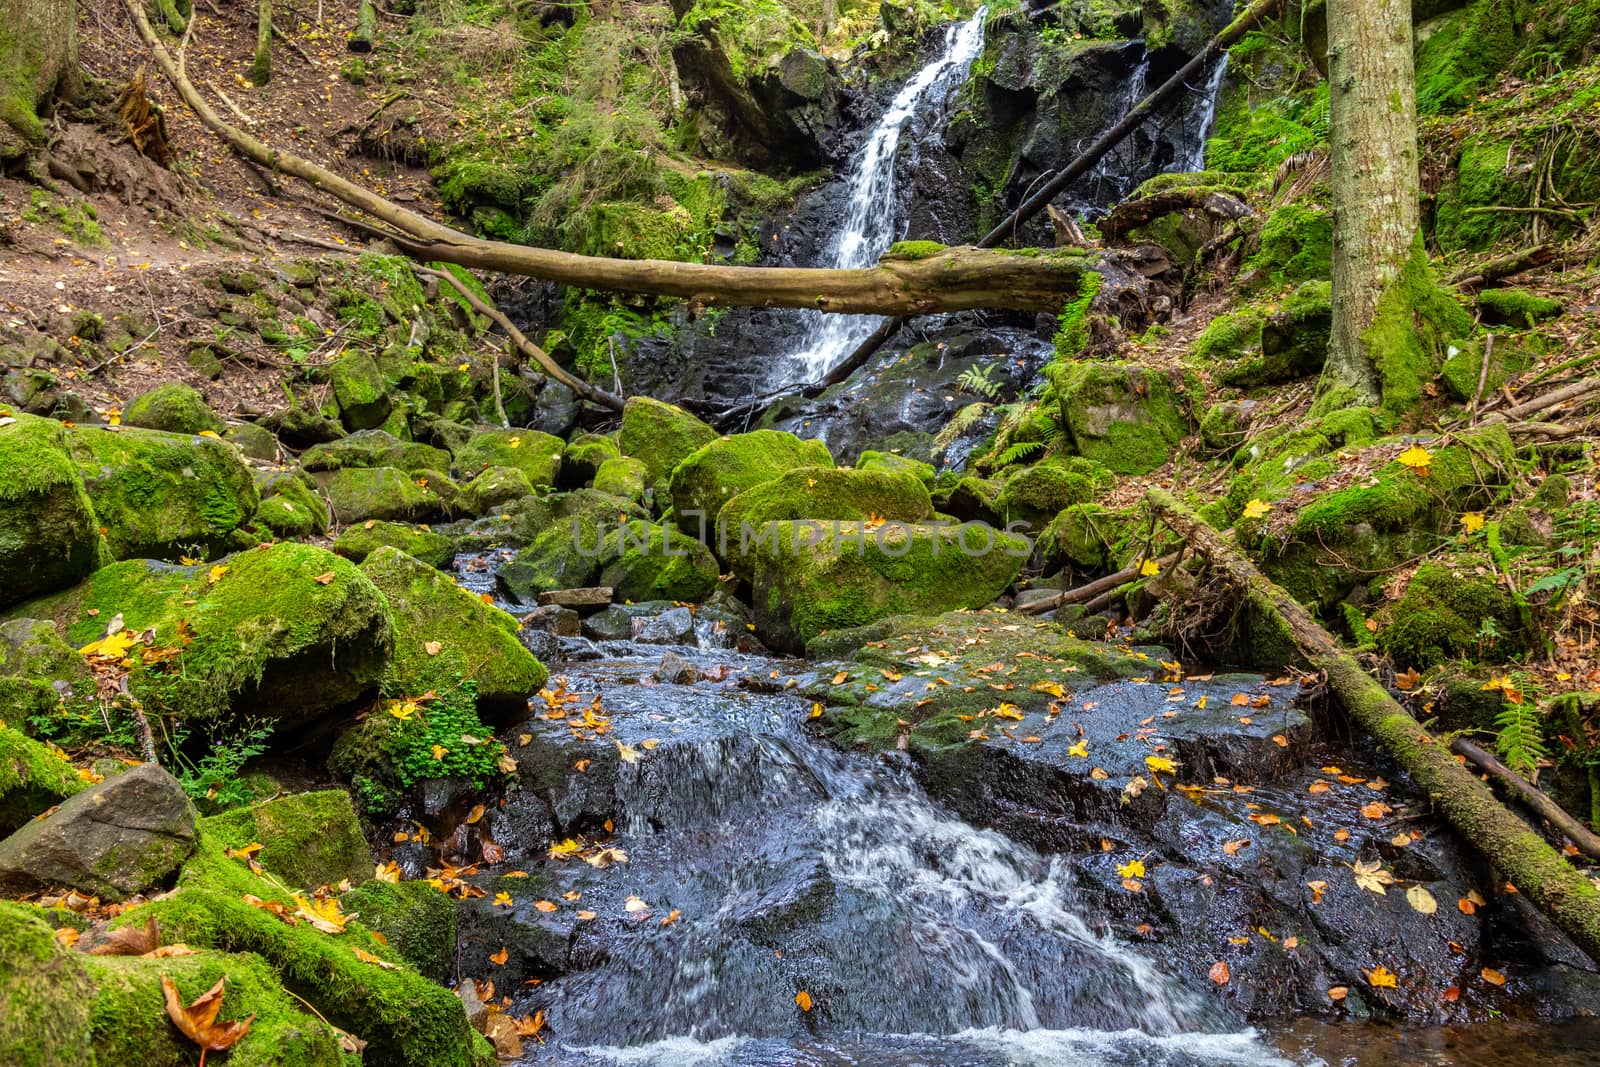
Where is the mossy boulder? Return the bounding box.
[333,519,454,568]
[670,430,834,533]
[330,351,392,431]
[301,429,451,473]
[340,878,456,982]
[0,725,85,836]
[0,901,352,1067]
[593,455,648,502]
[361,546,546,713]
[994,459,1107,528]
[717,465,933,573]
[455,465,533,517]
[251,471,329,539]
[617,396,718,502]
[563,433,621,485]
[1050,361,1192,474]
[498,489,647,603]
[66,424,259,561]
[323,466,447,524]
[453,427,563,489]
[0,415,102,608]
[123,382,225,436]
[1478,288,1563,328]
[597,521,721,603]
[1375,563,1528,667]
[1039,503,1132,571]
[1439,336,1533,403]
[856,449,935,486]
[747,520,1028,652]
[199,790,372,891]
[10,543,393,728]
[224,421,279,461]
[0,616,93,724]
[1215,282,1332,388]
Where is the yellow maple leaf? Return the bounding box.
[1242,498,1272,520]
[1117,858,1146,879]
[1396,444,1432,473]
[1139,558,1161,577]
[206,564,228,584]
[80,630,138,660]
[197,430,222,440]
[1067,739,1089,758]
[1145,754,1178,775]
[1365,964,1398,989]
[1461,511,1485,533]
[292,895,352,934]
[430,744,448,760]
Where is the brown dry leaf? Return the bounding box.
[514,1009,547,1040]
[424,641,443,656]
[1481,967,1507,987]
[1405,885,1438,915]
[1352,858,1397,895]
[1307,880,1328,904]
[1283,936,1299,950]
[1271,735,1289,748]
[1208,960,1230,985]
[490,946,510,966]
[1443,985,1461,1002]
[54,926,80,948]
[89,915,160,956]
[1394,668,1421,692]
[312,572,336,586]
[576,910,597,921]
[1307,781,1331,795]
[1328,986,1348,1002]
[534,900,558,913]
[1222,839,1249,856]
[352,946,398,970]
[146,944,198,958]
[465,804,486,825]
[162,975,255,1056]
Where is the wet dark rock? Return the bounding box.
[582,605,637,642]
[522,604,581,636]
[655,650,698,684]
[518,627,563,665]
[0,763,195,900]
[528,380,581,437]
[633,606,695,645]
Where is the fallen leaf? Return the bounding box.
[312,572,336,585]
[1481,967,1507,986]
[534,900,557,913]
[292,895,352,934]
[1461,511,1485,533]
[352,946,398,969]
[1242,498,1272,520]
[576,910,597,921]
[162,976,255,1057]
[1328,986,1348,1002]
[1139,558,1161,577]
[1406,885,1438,915]
[1209,960,1230,985]
[623,896,649,914]
[1067,739,1089,758]
[424,641,442,656]
[1307,880,1328,904]
[1222,839,1249,856]
[1396,444,1432,473]
[206,564,228,584]
[91,916,162,956]
[1366,965,1398,989]
[1352,858,1397,895]
[465,804,486,825]
[54,926,81,948]
[1145,755,1178,775]
[1394,667,1421,691]
[1117,859,1146,879]
[493,892,513,907]
[796,990,813,1011]
[490,946,509,965]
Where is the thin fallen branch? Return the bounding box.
[1147,488,1600,965]
[1448,243,1557,289]
[1470,333,1494,426]
[1017,550,1182,617]
[1482,378,1600,425]
[1452,738,1600,862]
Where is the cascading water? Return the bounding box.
[785,9,988,379]
[1176,54,1230,174]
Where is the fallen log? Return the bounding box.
[1145,488,1600,964]
[1452,738,1600,863]
[1098,188,1254,243]
[124,0,1096,317]
[1448,243,1557,290]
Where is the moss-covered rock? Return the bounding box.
[1038,503,1134,571]
[65,424,259,561]
[0,415,102,608]
[592,455,647,502]
[1375,563,1528,667]
[0,725,84,836]
[993,459,1108,528]
[323,466,447,524]
[669,430,833,533]
[200,790,372,891]
[330,351,392,431]
[455,465,533,517]
[498,489,646,603]
[123,382,225,436]
[361,546,545,712]
[562,432,621,485]
[10,543,393,729]
[224,421,279,461]
[1050,362,1192,474]
[0,616,93,721]
[747,520,1028,652]
[301,429,451,474]
[617,396,719,502]
[856,449,936,486]
[716,465,933,570]
[1204,282,1332,388]
[333,519,454,568]
[453,427,563,489]
[251,471,330,539]
[1478,288,1563,327]
[596,520,720,603]
[340,878,456,982]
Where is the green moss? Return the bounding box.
[323,467,447,524]
[124,383,225,436]
[1205,79,1328,174]
[1359,236,1477,424]
[301,430,451,474]
[618,396,719,502]
[1244,202,1332,286]
[592,455,648,502]
[253,474,331,539]
[1432,137,1522,253]
[454,465,533,517]
[0,725,85,835]
[65,424,259,561]
[332,520,454,568]
[856,450,935,487]
[1478,288,1563,327]
[361,545,545,709]
[1049,361,1192,474]
[22,190,108,248]
[11,544,393,727]
[0,415,101,609]
[1375,563,1527,667]
[669,430,834,532]
[716,466,933,570]
[597,520,721,602]
[994,461,1098,528]
[886,240,948,260]
[1192,306,1267,363]
[339,879,455,982]
[1413,2,1521,115]
[1039,502,1132,571]
[200,791,372,891]
[453,428,562,488]
[562,433,621,481]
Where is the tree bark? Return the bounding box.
[1452,738,1600,862]
[1147,488,1600,966]
[0,0,78,147]
[349,0,376,52]
[125,0,1096,317]
[252,0,272,86]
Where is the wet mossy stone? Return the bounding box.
[669,429,834,534]
[0,725,85,836]
[1439,335,1533,403]
[1375,563,1528,668]
[456,465,534,517]
[562,432,621,485]
[10,544,393,729]
[994,460,1104,529]
[301,428,451,474]
[497,489,648,603]
[593,455,648,502]
[1051,361,1191,475]
[618,396,718,502]
[454,427,563,489]
[123,382,225,436]
[333,519,454,568]
[223,421,279,461]
[340,878,456,983]
[934,475,1003,525]
[747,520,1028,652]
[717,466,934,574]
[0,901,352,1067]
[0,414,102,609]
[1478,288,1563,328]
[276,401,346,448]
[361,546,546,714]
[251,471,329,539]
[1038,503,1132,571]
[64,423,259,562]
[1218,282,1332,388]
[200,790,372,891]
[597,520,720,603]
[330,350,392,431]
[323,466,447,524]
[856,449,935,487]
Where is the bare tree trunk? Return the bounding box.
[252,0,272,85]
[1320,0,1471,420]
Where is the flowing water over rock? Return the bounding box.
[784,10,990,380]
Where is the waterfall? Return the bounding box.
[785,9,988,378]
[1176,53,1230,173]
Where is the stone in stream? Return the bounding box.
[538,587,613,611]
[521,604,580,636]
[518,627,563,665]
[633,606,694,645]
[0,763,196,899]
[656,650,699,684]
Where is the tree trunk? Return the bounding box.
[123,0,1098,317]
[252,0,272,86]
[0,0,78,148]
[1147,488,1600,966]
[349,0,375,52]
[1321,0,1471,421]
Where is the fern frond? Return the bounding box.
[997,440,1046,466]
[1494,698,1548,777]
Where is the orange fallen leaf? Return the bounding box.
[534,900,557,913]
[1480,967,1506,986]
[162,975,255,1062]
[352,946,398,970]
[1222,839,1249,856]
[1209,960,1230,985]
[795,990,813,1011]
[424,641,442,656]
[90,915,160,956]
[312,572,336,585]
[490,946,509,965]
[1328,986,1348,1002]
[465,804,486,825]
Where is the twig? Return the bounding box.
[607,337,622,396]
[1470,333,1494,426]
[1017,549,1183,616]
[87,324,162,376]
[1452,738,1600,861]
[208,80,258,126]
[491,348,508,429]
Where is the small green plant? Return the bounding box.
[166,717,275,810]
[957,362,1004,399]
[1494,691,1548,777]
[386,680,502,788]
